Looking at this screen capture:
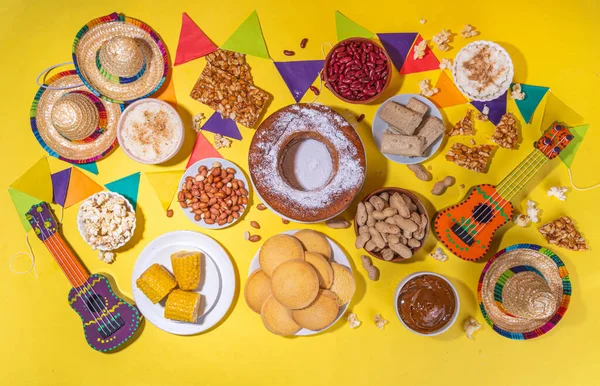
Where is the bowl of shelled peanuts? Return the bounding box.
[178,158,250,229]
[353,187,430,262]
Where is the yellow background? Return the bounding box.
[1,0,599,385]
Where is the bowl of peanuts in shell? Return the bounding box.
[323,37,392,104]
[354,188,430,262]
[178,158,250,229]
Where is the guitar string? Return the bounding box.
[469,136,569,239]
[452,130,559,240]
[30,215,115,332]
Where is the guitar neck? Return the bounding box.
[496,149,549,201]
[43,232,90,288]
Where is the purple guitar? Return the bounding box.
[26,202,141,352]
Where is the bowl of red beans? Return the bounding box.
[323,38,392,104]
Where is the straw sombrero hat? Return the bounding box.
[72,12,168,104]
[478,244,571,340]
[31,70,122,163]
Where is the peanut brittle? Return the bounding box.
[190,64,269,128]
[449,109,474,136]
[538,216,588,251]
[492,113,519,149]
[445,143,494,173]
[205,49,253,84]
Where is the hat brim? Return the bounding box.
[30,70,122,164]
[72,13,169,104]
[477,244,571,340]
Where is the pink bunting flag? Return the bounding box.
[274,60,324,102]
[174,13,218,66]
[201,112,243,140]
[187,133,222,168]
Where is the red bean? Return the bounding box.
[284,50,295,56]
[357,114,365,122]
[300,38,308,48]
[309,85,320,95]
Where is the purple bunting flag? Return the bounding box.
[377,33,418,72]
[274,60,324,102]
[201,112,243,140]
[471,91,508,125]
[51,168,71,207]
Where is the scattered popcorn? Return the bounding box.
[98,250,116,264]
[413,39,428,60]
[439,58,452,70]
[526,200,541,223]
[79,192,136,251]
[419,79,439,97]
[432,29,452,51]
[460,24,480,39]
[476,104,490,122]
[511,83,526,100]
[469,138,476,145]
[464,317,481,339]
[374,314,389,330]
[346,312,361,329]
[192,112,205,132]
[513,213,530,227]
[213,133,232,149]
[420,18,427,24]
[430,247,449,262]
[547,186,568,201]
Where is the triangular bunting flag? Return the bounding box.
[145,170,184,211]
[51,168,71,206]
[187,133,222,168]
[174,12,218,66]
[559,124,589,168]
[512,83,549,123]
[429,71,468,109]
[201,112,242,140]
[221,11,270,59]
[335,11,374,41]
[377,33,418,72]
[105,173,141,211]
[75,162,99,175]
[8,188,41,232]
[274,60,324,102]
[63,168,104,208]
[400,35,440,74]
[471,91,508,126]
[541,92,585,132]
[10,157,52,202]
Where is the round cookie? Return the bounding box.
[304,252,334,289]
[259,234,305,277]
[244,269,272,314]
[329,263,356,306]
[292,290,340,331]
[260,295,301,336]
[271,259,319,309]
[294,230,332,259]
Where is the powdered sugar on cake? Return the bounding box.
[250,104,365,215]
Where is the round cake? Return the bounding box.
[249,104,366,222]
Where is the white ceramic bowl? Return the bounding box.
[372,94,445,165]
[117,98,184,164]
[394,271,460,336]
[179,158,249,229]
[77,191,136,251]
[452,40,514,102]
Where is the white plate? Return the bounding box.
[132,231,236,335]
[248,230,352,336]
[179,158,249,229]
[372,93,445,165]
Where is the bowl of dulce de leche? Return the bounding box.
[394,272,460,336]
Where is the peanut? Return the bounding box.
[368,227,386,249]
[365,240,377,252]
[326,218,350,229]
[248,235,261,242]
[356,202,367,226]
[431,176,455,195]
[257,203,267,210]
[372,207,398,220]
[358,225,369,235]
[401,194,418,212]
[369,195,386,211]
[365,202,376,227]
[379,192,390,202]
[390,193,410,218]
[361,255,380,280]
[375,222,400,235]
[407,239,421,248]
[250,221,260,229]
[407,163,432,181]
[381,248,395,261]
[392,215,418,233]
[387,234,400,245]
[390,242,412,259]
[355,233,371,249]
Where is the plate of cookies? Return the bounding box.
[372,94,445,164]
[132,231,236,335]
[245,230,356,336]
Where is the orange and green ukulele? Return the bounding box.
[433,122,574,261]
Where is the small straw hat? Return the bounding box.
[72,13,169,104]
[477,244,571,340]
[30,70,122,163]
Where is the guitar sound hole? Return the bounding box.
[85,294,105,313]
[472,204,494,224]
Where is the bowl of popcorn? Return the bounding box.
[77,192,137,255]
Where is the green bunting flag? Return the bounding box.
[335,11,374,41]
[221,11,270,59]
